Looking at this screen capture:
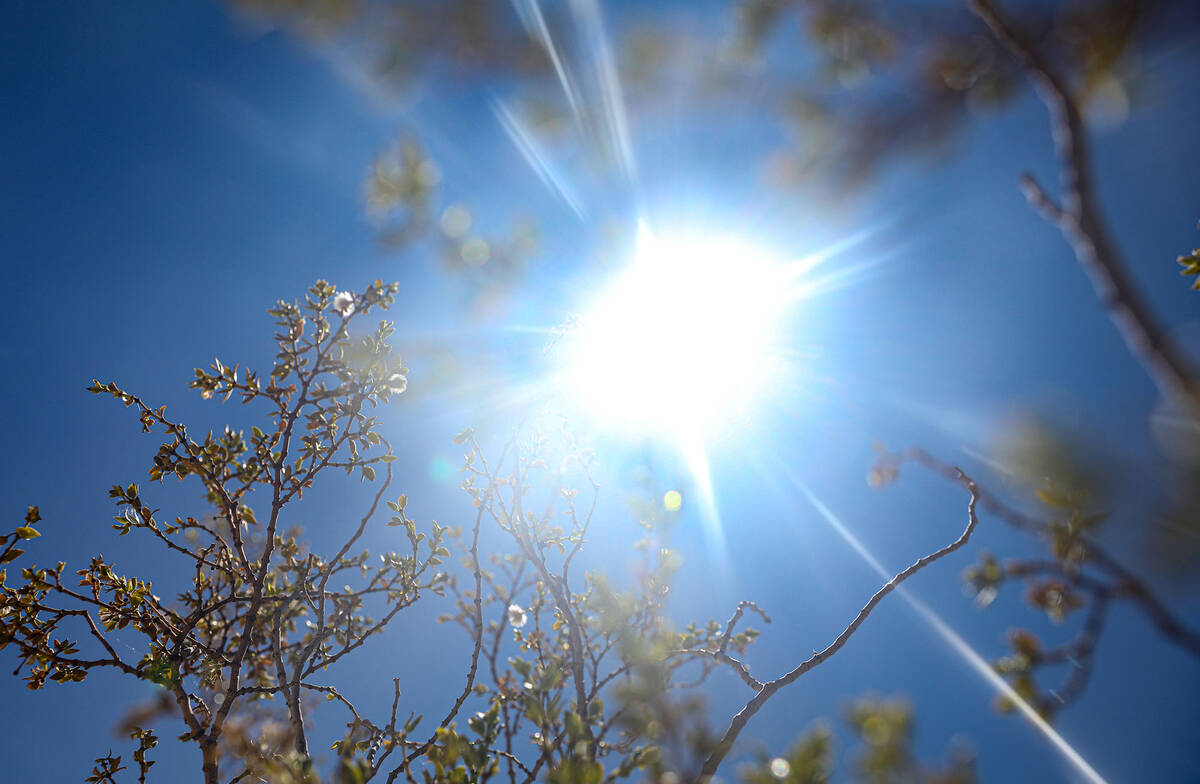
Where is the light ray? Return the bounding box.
[782,255,895,304]
[772,224,904,303]
[799,487,1108,784]
[677,429,730,579]
[492,98,586,219]
[780,226,889,281]
[512,0,585,129]
[571,0,637,181]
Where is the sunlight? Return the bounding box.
[565,225,789,437]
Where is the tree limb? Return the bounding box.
[968,0,1198,404]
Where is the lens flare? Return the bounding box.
[564,226,788,437]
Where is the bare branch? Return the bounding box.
[1018,172,1065,224]
[696,472,982,782]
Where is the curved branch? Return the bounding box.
[695,472,983,782]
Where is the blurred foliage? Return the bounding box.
[1146,396,1200,579]
[991,416,1110,563]
[738,698,974,784]
[365,134,539,304]
[222,0,1200,309]
[740,722,834,784]
[721,0,1195,185]
[873,415,1200,723]
[231,0,551,82]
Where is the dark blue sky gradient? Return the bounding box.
[3,1,1200,782]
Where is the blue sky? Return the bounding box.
[3,1,1200,781]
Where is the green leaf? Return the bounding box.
[14,526,40,540]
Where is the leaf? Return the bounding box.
[14,526,40,540]
[1,549,24,564]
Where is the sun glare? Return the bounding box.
[565,227,789,437]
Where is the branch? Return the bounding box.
[695,472,982,783]
[968,0,1198,403]
[901,446,1200,659]
[716,600,771,656]
[392,436,509,775]
[666,649,762,691]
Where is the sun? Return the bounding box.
[563,226,790,438]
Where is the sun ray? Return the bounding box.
[571,0,637,182]
[800,487,1109,784]
[492,97,586,218]
[677,428,731,580]
[511,0,585,129]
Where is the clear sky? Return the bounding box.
[2,1,1199,782]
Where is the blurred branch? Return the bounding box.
[900,446,1200,659]
[968,0,1199,404]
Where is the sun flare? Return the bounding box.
[564,226,789,437]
